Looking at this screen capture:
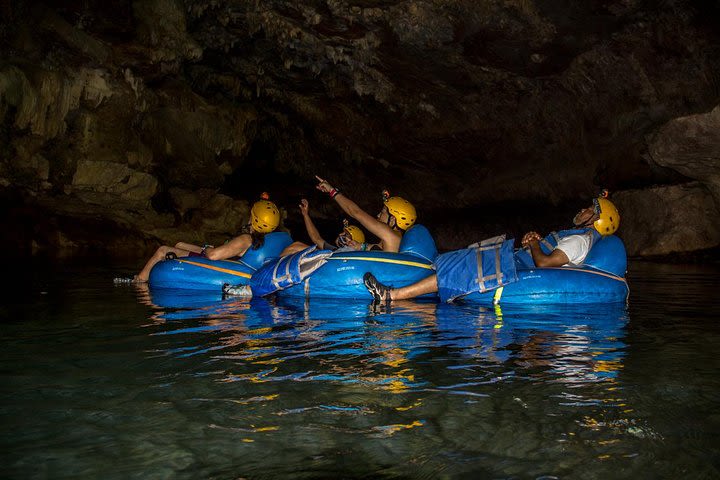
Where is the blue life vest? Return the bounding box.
[249,246,333,297]
[436,235,518,303]
[236,231,293,270]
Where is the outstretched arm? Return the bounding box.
[522,231,569,268]
[315,176,401,252]
[300,199,328,249]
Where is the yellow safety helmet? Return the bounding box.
[383,194,417,230]
[250,193,280,233]
[344,225,365,243]
[592,192,620,236]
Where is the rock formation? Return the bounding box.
[1,0,719,257]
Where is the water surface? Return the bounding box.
[1,260,719,479]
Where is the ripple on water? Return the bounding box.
[1,261,720,478]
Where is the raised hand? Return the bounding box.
[315,175,334,193]
[299,198,309,215]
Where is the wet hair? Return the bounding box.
[241,224,266,249]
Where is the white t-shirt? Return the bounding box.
[555,232,593,266]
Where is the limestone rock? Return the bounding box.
[72,160,158,206]
[2,0,720,257]
[148,194,250,247]
[0,65,113,139]
[614,183,720,257]
[648,105,720,209]
[139,84,257,189]
[133,0,203,63]
[168,187,219,217]
[194,194,250,240]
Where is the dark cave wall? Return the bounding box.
[0,0,719,256]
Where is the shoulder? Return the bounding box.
[555,233,592,265]
[556,233,591,251]
[386,229,403,246]
[229,232,252,244]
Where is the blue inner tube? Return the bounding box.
[462,265,629,305]
[463,235,629,305]
[147,228,629,305]
[149,256,256,291]
[148,232,293,291]
[277,250,436,300]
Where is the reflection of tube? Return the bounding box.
[144,291,629,409]
[493,303,503,326]
[498,304,628,385]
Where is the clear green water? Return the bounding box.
[1,260,719,479]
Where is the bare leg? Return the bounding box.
[136,245,192,282]
[363,273,438,302]
[174,242,203,253]
[390,274,438,300]
[280,241,310,257]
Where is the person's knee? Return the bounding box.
[205,249,222,261]
[280,242,305,257]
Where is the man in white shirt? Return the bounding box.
[521,194,618,267]
[521,206,597,267]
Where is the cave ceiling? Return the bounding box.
[1,0,719,253]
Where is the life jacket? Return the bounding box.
[436,234,518,302]
[249,246,333,297]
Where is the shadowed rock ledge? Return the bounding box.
[1,0,719,258]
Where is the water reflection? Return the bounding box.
[3,273,654,480]
[141,286,629,397]
[132,290,638,476]
[6,261,719,478]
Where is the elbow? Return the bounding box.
[533,256,562,268]
[532,256,548,268]
[344,204,362,219]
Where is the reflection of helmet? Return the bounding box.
[384,196,417,230]
[592,195,620,235]
[344,225,365,243]
[250,194,280,233]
